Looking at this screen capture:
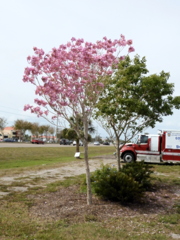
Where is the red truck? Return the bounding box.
[120,130,180,164]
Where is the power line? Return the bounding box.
[0,105,24,111]
[0,109,39,119]
[0,109,55,126]
[0,105,46,120]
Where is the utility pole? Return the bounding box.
[56,116,58,143]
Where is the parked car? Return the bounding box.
[103,142,110,145]
[31,138,44,144]
[72,140,83,146]
[3,138,16,142]
[59,139,72,145]
[94,141,100,145]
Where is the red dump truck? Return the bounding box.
[120,130,180,164]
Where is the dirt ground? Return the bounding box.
[0,156,117,194]
[28,182,180,224]
[0,155,180,227]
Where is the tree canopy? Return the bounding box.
[22,35,134,204]
[95,55,180,169]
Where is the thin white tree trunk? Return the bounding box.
[83,113,92,205]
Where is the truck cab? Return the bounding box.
[120,134,161,163]
[121,130,180,164]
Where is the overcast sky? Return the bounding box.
[0,0,180,137]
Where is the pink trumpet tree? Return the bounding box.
[23,35,134,205]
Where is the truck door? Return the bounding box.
[136,135,149,161]
[137,135,149,150]
[136,135,161,163]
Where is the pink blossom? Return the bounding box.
[22,75,29,82]
[71,37,76,42]
[44,110,49,115]
[128,46,135,53]
[107,70,113,74]
[24,67,32,75]
[34,98,47,106]
[41,76,48,82]
[120,39,127,46]
[24,104,32,111]
[67,42,71,47]
[96,82,104,87]
[23,35,135,121]
[127,39,133,45]
[81,80,87,84]
[120,56,125,60]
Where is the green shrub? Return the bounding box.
[91,163,154,203]
[121,161,154,190]
[91,165,144,203]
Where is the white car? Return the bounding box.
[73,140,83,146]
[94,141,100,145]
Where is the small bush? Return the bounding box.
[91,162,154,203]
[121,161,154,190]
[91,165,143,203]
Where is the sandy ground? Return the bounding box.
[0,155,117,197]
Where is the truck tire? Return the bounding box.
[123,152,135,163]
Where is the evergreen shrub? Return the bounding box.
[91,162,154,203]
[121,161,154,190]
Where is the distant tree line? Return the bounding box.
[0,118,56,141]
[14,119,55,141]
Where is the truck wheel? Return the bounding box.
[123,152,135,163]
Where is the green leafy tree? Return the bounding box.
[14,119,31,141]
[38,125,50,140]
[29,122,40,138]
[96,55,180,170]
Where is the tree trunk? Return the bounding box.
[83,114,92,205]
[76,138,80,152]
[116,138,121,171]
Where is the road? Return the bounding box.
[0,143,73,148]
[0,143,110,148]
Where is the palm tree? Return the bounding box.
[62,115,95,152]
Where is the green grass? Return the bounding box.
[0,146,114,169]
[152,164,180,185]
[44,174,87,193]
[154,164,180,175]
[0,192,179,240]
[0,148,179,240]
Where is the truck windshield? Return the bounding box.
[140,135,148,143]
